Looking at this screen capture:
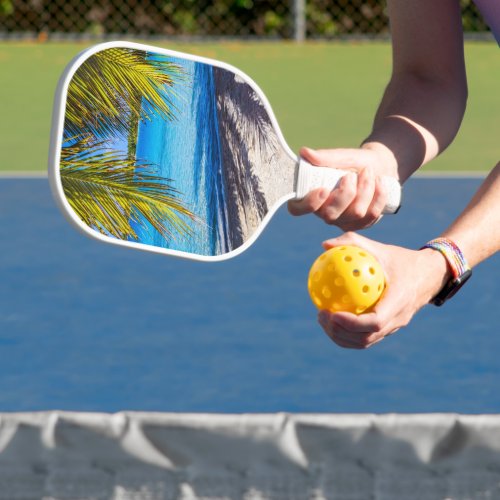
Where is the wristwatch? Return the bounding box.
[421,238,472,306]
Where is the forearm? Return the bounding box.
[413,163,500,306]
[363,73,467,182]
[361,0,467,183]
[441,162,500,267]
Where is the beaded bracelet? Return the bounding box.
[421,238,470,278]
[420,237,472,306]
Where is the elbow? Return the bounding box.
[393,68,468,129]
[452,77,468,136]
[399,67,467,104]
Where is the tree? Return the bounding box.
[61,48,198,242]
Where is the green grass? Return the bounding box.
[0,41,497,172]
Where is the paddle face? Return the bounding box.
[49,41,297,262]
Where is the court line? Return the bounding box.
[0,170,489,179]
[414,170,487,179]
[0,171,48,178]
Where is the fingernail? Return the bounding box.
[322,239,335,248]
[301,146,314,156]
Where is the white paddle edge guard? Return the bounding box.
[295,158,402,214]
[48,40,299,263]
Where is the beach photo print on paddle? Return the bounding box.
[49,41,401,262]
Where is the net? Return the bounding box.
[1,412,500,499]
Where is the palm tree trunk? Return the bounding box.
[127,109,140,161]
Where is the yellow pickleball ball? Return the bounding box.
[308,245,385,315]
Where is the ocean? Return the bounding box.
[135,59,228,256]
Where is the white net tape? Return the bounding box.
[0,412,500,499]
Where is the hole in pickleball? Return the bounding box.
[369,267,375,275]
[342,295,351,304]
[313,294,322,307]
[322,286,332,298]
[344,256,352,262]
[359,251,367,257]
[362,285,369,293]
[313,271,321,282]
[352,269,360,277]
[334,277,344,286]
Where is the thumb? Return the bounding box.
[300,147,367,170]
[322,231,370,250]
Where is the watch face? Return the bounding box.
[432,269,472,306]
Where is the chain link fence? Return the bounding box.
[0,0,491,40]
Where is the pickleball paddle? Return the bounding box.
[48,41,401,261]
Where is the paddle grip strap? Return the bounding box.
[295,159,402,214]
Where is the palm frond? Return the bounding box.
[65,48,186,140]
[60,137,198,242]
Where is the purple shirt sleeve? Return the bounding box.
[473,0,500,44]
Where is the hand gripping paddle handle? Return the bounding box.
[295,158,401,214]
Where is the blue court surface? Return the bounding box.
[0,176,498,413]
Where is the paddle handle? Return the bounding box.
[294,159,401,214]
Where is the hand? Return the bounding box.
[288,146,398,231]
[316,232,451,349]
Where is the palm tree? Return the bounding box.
[61,136,197,241]
[65,47,183,141]
[62,47,197,242]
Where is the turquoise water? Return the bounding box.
[62,52,272,258]
[135,59,228,256]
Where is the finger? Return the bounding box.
[288,188,330,216]
[299,147,329,167]
[316,172,357,224]
[330,311,385,335]
[366,176,387,219]
[339,216,383,233]
[347,167,376,219]
[330,316,392,349]
[331,336,365,349]
[319,309,395,349]
[321,324,365,349]
[319,311,373,349]
[345,176,386,230]
[330,168,376,230]
[330,325,372,348]
[322,231,369,250]
[332,297,401,340]
[300,147,370,170]
[327,326,383,349]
